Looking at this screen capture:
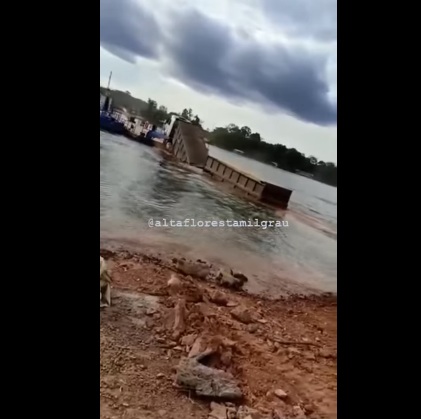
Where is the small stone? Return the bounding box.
[292,405,306,418]
[167,273,182,295]
[209,290,228,306]
[231,306,254,324]
[302,364,313,373]
[274,389,288,399]
[145,318,154,328]
[226,407,237,419]
[287,347,301,356]
[319,348,336,359]
[272,409,285,419]
[188,337,204,358]
[304,352,316,361]
[303,404,314,415]
[158,410,167,417]
[220,349,232,367]
[236,406,261,419]
[209,402,227,419]
[247,324,259,333]
[156,373,165,379]
[181,334,197,347]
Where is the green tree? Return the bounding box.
[240,126,251,138]
[147,99,157,112]
[142,99,169,124]
[309,156,318,165]
[249,133,261,143]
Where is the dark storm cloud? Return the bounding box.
[164,10,336,125]
[262,0,337,42]
[100,0,161,63]
[100,1,336,125]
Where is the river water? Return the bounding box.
[100,132,337,295]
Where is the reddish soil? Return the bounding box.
[100,249,337,419]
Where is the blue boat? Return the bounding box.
[100,112,126,135]
[100,72,129,135]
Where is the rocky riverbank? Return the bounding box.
[100,249,337,419]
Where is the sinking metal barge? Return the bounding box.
[203,156,292,209]
[167,119,293,209]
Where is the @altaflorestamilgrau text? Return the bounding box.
[148,218,289,229]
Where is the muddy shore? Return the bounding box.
[100,248,337,419]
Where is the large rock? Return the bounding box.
[175,358,242,400]
[231,270,248,284]
[216,270,246,290]
[176,259,211,279]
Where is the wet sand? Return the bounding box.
[100,248,337,419]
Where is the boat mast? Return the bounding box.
[102,71,113,113]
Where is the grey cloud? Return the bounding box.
[164,10,336,125]
[163,11,235,97]
[100,1,336,126]
[100,0,162,62]
[262,0,337,42]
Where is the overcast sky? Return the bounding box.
[100,0,337,163]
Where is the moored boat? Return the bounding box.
[100,112,126,135]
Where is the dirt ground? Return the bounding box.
[100,249,337,419]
